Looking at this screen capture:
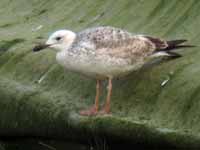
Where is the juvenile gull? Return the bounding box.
[33,26,194,116]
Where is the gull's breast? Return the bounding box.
[56,51,145,79]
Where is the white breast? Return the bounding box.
[56,50,143,79]
[56,51,101,77]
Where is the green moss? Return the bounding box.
[0,23,15,28]
[0,0,200,148]
[0,39,25,54]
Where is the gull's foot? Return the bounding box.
[79,106,98,116]
[98,108,111,115]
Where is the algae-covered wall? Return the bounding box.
[0,0,200,148]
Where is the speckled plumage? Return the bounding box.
[56,26,162,79]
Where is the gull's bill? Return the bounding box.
[33,43,50,52]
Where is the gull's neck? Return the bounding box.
[62,31,76,51]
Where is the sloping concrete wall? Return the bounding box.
[0,0,200,148]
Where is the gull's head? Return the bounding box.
[33,30,76,52]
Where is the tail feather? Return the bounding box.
[166,51,182,58]
[151,51,182,59]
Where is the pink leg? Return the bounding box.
[80,80,101,116]
[99,77,112,114]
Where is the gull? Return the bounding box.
[33,26,194,116]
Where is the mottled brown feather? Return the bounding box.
[78,27,156,60]
[143,36,168,50]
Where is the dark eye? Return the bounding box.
[55,37,62,41]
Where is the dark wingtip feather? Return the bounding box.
[167,39,187,46]
[164,44,196,51]
[161,39,196,51]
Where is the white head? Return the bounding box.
[33,30,76,52]
[46,30,76,51]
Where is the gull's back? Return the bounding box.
[70,26,155,60]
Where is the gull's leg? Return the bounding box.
[80,80,101,116]
[94,79,101,112]
[99,77,112,114]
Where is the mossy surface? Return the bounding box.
[0,0,200,148]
